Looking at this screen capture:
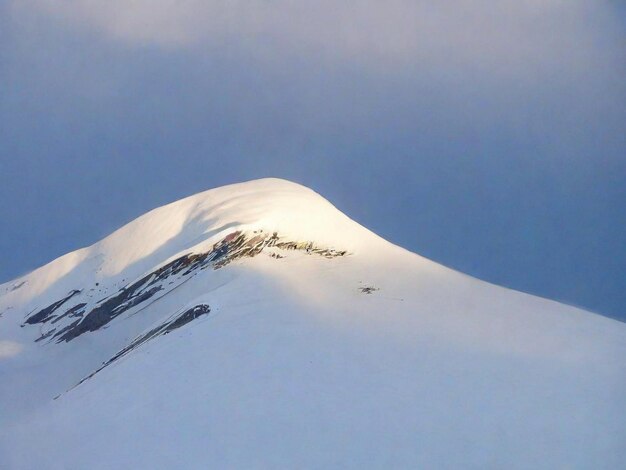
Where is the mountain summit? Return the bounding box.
[1,178,624,469]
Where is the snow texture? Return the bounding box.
[0,178,624,469]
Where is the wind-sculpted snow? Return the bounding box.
[21,230,347,343]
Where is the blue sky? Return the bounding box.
[1,1,624,320]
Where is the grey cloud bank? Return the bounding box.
[1,1,625,319]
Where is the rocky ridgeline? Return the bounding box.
[22,230,347,344]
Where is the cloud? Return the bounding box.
[12,0,619,76]
[0,340,23,359]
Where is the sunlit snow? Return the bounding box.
[0,178,624,469]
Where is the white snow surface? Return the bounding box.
[0,178,624,469]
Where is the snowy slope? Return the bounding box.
[0,178,624,469]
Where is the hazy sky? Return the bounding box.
[1,1,624,320]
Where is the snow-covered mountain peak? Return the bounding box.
[1,178,625,469]
[1,178,380,355]
[95,177,370,270]
[1,178,378,308]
